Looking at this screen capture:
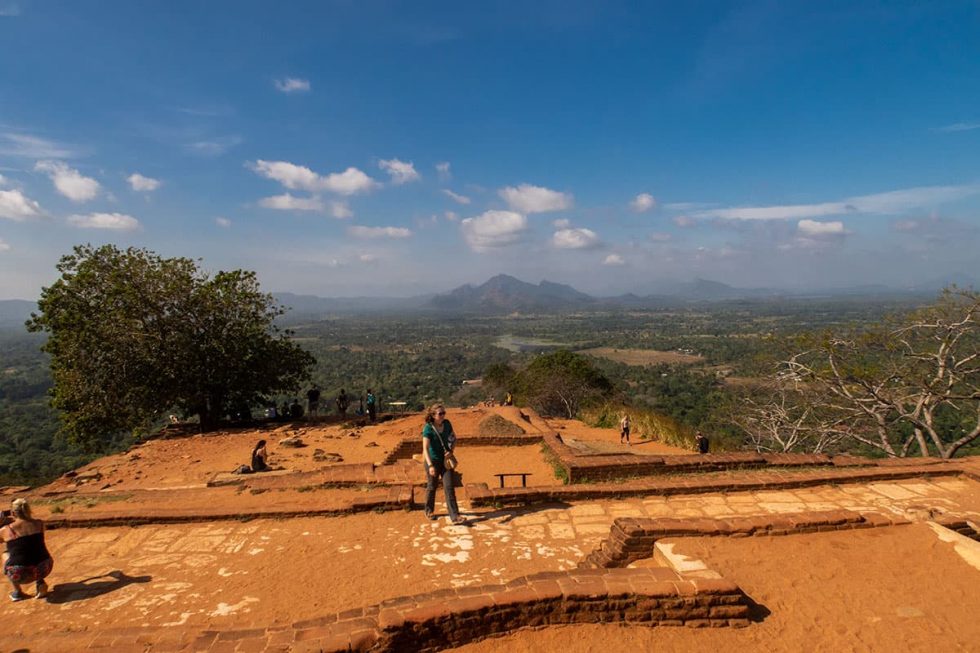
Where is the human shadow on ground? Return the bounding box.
[456,501,574,526]
[46,570,152,604]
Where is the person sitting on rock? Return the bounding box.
[289,399,304,420]
[251,440,269,472]
[2,498,53,602]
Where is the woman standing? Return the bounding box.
[422,404,464,525]
[2,498,53,601]
[620,413,631,446]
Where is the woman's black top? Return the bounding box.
[251,450,268,471]
[5,531,52,566]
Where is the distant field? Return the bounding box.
[578,347,702,366]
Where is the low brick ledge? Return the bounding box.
[540,431,974,484]
[36,568,745,652]
[465,462,968,507]
[43,485,413,530]
[580,510,911,570]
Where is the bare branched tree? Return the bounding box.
[772,287,980,459]
[734,380,846,454]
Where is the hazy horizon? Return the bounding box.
[1,2,979,300]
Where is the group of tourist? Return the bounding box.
[304,386,377,421]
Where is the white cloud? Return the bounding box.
[0,132,77,159]
[444,211,458,222]
[436,161,451,181]
[358,253,378,263]
[0,188,42,221]
[322,167,380,195]
[673,215,696,228]
[460,210,527,251]
[797,219,846,237]
[630,192,656,212]
[274,77,311,93]
[215,217,232,228]
[67,212,140,231]
[0,174,6,186]
[499,183,573,213]
[35,160,100,202]
[442,189,471,205]
[694,183,980,221]
[329,200,353,219]
[379,158,421,185]
[552,218,570,228]
[127,173,161,192]
[250,160,379,196]
[185,136,242,156]
[347,225,412,239]
[258,193,324,211]
[933,122,980,133]
[0,237,9,252]
[0,3,21,17]
[649,232,672,242]
[250,160,320,190]
[552,227,600,249]
[603,253,625,266]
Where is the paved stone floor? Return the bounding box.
[1,476,977,651]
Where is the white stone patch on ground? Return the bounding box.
[209,596,259,617]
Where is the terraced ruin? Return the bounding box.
[2,406,978,652]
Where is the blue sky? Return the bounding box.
[1,1,978,299]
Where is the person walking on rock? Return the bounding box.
[422,404,464,525]
[620,413,631,446]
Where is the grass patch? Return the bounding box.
[540,443,569,485]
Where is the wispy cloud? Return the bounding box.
[603,253,625,266]
[379,158,421,184]
[0,132,79,159]
[695,182,980,221]
[436,161,451,182]
[0,3,20,18]
[258,193,324,211]
[185,135,242,156]
[329,200,353,219]
[442,189,471,205]
[215,217,232,228]
[274,78,311,93]
[932,122,980,133]
[67,212,140,231]
[0,237,10,252]
[347,225,412,239]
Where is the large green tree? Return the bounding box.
[511,350,614,418]
[27,244,315,448]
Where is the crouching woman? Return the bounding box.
[2,498,53,601]
[422,404,464,525]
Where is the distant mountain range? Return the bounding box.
[1,273,975,328]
